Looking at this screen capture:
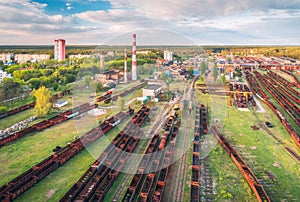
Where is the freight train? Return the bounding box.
[246,71,300,148]
[267,71,299,104]
[0,90,71,119]
[95,82,146,104]
[280,69,300,88]
[60,106,150,202]
[212,126,271,202]
[123,113,180,202]
[191,105,201,202]
[0,111,129,202]
[0,102,96,147]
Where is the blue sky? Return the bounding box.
[36,0,111,15]
[0,0,299,45]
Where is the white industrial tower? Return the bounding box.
[124,48,128,83]
[131,34,137,81]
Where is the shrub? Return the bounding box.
[0,106,8,114]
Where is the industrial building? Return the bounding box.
[54,39,66,61]
[142,84,163,98]
[95,70,122,84]
[0,69,13,83]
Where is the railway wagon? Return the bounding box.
[0,90,71,120]
[212,126,271,202]
[0,103,97,147]
[59,106,150,202]
[0,111,125,202]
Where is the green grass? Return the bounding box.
[13,124,125,201]
[195,92,300,201]
[0,120,81,186]
[9,113,132,201]
[1,96,34,111]
[208,145,256,201]
[223,104,300,201]
[15,150,95,202]
[0,108,34,130]
[14,131,114,202]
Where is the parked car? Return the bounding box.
[265,122,274,128]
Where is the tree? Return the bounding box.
[117,96,125,111]
[200,61,207,75]
[221,75,227,84]
[0,106,7,115]
[28,78,41,89]
[187,66,194,77]
[83,75,92,88]
[213,65,218,82]
[161,72,167,81]
[53,82,59,91]
[32,86,52,117]
[96,82,104,93]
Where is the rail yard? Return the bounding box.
[0,55,299,202]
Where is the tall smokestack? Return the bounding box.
[132,34,137,81]
[124,48,128,83]
[100,52,105,70]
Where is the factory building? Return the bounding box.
[95,70,122,83]
[0,69,13,83]
[142,84,163,98]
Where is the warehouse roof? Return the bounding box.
[143,84,162,90]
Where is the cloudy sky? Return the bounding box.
[0,0,299,45]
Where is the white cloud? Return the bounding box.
[0,0,299,44]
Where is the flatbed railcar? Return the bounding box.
[0,111,128,202]
[95,82,146,104]
[0,90,71,120]
[247,71,300,148]
[0,103,97,147]
[212,126,271,202]
[123,114,180,202]
[60,106,150,202]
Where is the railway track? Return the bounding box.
[246,71,300,148]
[285,147,300,163]
[112,104,172,201]
[0,103,98,147]
[122,113,180,202]
[190,104,212,202]
[253,111,299,164]
[211,126,271,202]
[254,71,300,126]
[0,90,71,120]
[0,110,130,202]
[174,100,192,202]
[60,106,150,201]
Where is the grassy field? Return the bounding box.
[14,136,112,202]
[1,96,34,111]
[195,92,300,201]
[0,108,34,130]
[256,70,300,131]
[0,120,79,186]
[222,102,300,201]
[2,81,299,201]
[8,111,133,201]
[194,93,257,201]
[0,94,73,130]
[208,145,257,201]
[15,150,95,202]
